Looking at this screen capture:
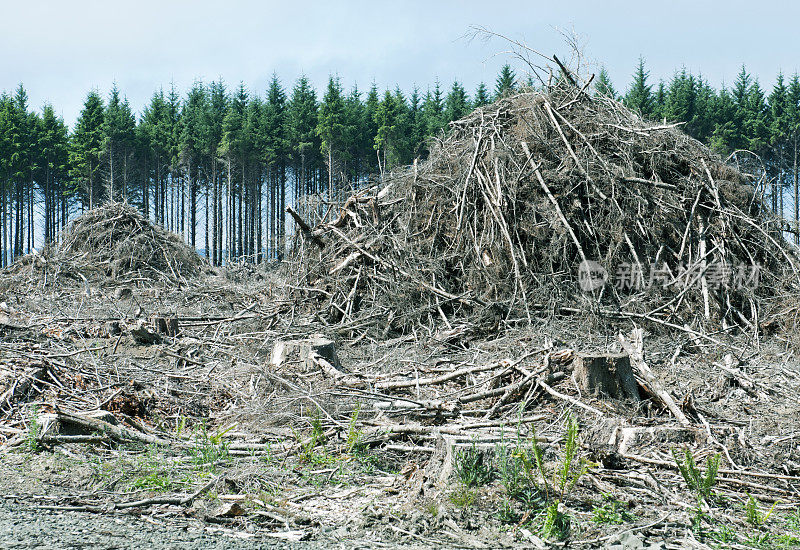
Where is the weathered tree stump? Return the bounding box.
[153,316,179,337]
[271,334,344,373]
[574,353,639,401]
[303,335,342,372]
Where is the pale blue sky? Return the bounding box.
[2,0,799,127]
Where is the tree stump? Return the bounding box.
[303,335,343,372]
[574,353,639,401]
[153,316,179,337]
[270,334,344,374]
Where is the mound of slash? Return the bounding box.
[1,202,208,293]
[1,78,800,548]
[290,81,799,338]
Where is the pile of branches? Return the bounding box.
[3,203,207,289]
[289,81,800,338]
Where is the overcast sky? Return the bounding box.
[3,0,799,127]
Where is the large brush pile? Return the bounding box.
[292,82,799,337]
[3,203,206,289]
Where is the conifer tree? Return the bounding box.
[445,80,470,122]
[374,90,399,176]
[422,81,445,137]
[103,84,136,202]
[36,104,69,244]
[287,76,319,198]
[263,75,287,259]
[594,68,618,99]
[473,82,490,108]
[624,58,654,118]
[70,91,105,209]
[494,64,516,99]
[317,76,346,193]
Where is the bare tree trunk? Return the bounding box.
[795,134,799,246]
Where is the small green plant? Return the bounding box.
[538,414,592,540]
[592,494,635,525]
[295,410,335,466]
[130,472,173,492]
[345,405,365,456]
[745,494,777,528]
[454,440,494,488]
[424,501,439,518]
[786,508,800,533]
[191,423,231,468]
[175,415,187,438]
[26,406,40,452]
[449,487,476,508]
[709,524,739,544]
[497,498,521,524]
[496,413,591,541]
[672,448,720,502]
[541,502,571,541]
[690,502,712,540]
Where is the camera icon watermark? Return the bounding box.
[577,260,608,291]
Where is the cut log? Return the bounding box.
[573,353,639,401]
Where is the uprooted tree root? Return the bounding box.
[288,82,800,340]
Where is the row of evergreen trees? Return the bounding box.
[0,61,797,267]
[0,68,516,267]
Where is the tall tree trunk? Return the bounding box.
[227,157,232,264]
[795,133,799,246]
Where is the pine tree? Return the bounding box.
[408,86,425,158]
[769,73,791,217]
[363,83,380,174]
[594,68,618,99]
[140,89,171,224]
[422,81,445,137]
[374,90,399,176]
[316,76,346,193]
[788,74,800,242]
[70,91,105,209]
[36,104,69,245]
[203,79,228,264]
[653,81,667,120]
[287,76,319,199]
[710,86,738,155]
[263,75,287,260]
[180,82,208,247]
[692,76,716,142]
[393,87,413,165]
[494,64,516,99]
[624,58,654,118]
[102,84,136,202]
[664,70,696,129]
[220,83,247,260]
[444,80,470,122]
[473,82,490,108]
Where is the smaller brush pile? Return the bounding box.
[288,80,800,339]
[2,203,206,290]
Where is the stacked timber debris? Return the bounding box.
[288,81,799,339]
[1,203,208,292]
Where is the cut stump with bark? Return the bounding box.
[574,353,639,401]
